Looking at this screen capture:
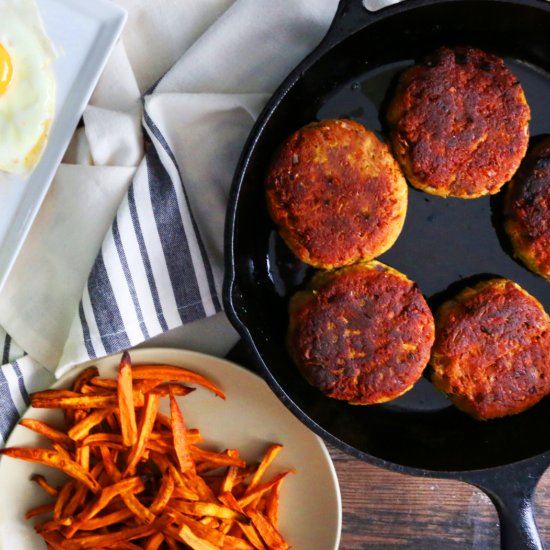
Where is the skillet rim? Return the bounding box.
[222,0,550,477]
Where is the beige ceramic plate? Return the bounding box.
[0,347,342,549]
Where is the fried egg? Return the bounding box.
[0,0,56,174]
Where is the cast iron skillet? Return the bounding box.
[223,0,550,547]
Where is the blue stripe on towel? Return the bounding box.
[11,361,29,405]
[127,184,168,332]
[144,112,221,312]
[79,301,96,359]
[2,334,10,365]
[0,367,19,441]
[145,145,206,322]
[87,252,131,353]
[112,217,149,340]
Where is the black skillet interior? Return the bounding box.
[225,0,550,474]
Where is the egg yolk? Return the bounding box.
[0,44,12,95]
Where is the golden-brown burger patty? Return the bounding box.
[504,137,550,280]
[431,279,550,420]
[288,261,434,404]
[387,46,530,198]
[265,119,408,269]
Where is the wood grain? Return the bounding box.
[329,445,550,549]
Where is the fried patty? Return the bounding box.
[504,137,550,280]
[265,119,408,269]
[288,261,434,404]
[430,279,550,420]
[387,46,530,198]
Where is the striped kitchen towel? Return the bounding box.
[0,0,338,441]
[57,0,337,374]
[70,137,222,362]
[0,329,54,444]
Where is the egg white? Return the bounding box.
[0,0,56,174]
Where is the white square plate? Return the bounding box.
[0,0,127,291]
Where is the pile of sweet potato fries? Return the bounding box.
[0,352,293,549]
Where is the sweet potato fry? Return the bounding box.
[190,446,246,469]
[63,462,103,518]
[78,508,133,530]
[172,523,219,550]
[25,503,55,519]
[131,364,225,399]
[81,433,124,449]
[144,532,165,550]
[54,480,75,519]
[152,383,196,397]
[32,394,118,409]
[221,450,241,494]
[161,519,220,550]
[75,476,144,523]
[146,439,175,454]
[245,444,282,496]
[223,535,256,550]
[62,524,155,549]
[170,393,194,474]
[75,445,90,471]
[238,470,295,508]
[31,389,81,400]
[124,391,160,476]
[172,484,201,502]
[154,411,173,430]
[88,377,117,390]
[118,351,137,446]
[219,492,266,550]
[41,531,66,550]
[52,442,73,462]
[110,542,144,550]
[149,467,175,514]
[99,446,121,482]
[19,419,73,446]
[265,477,284,528]
[170,500,248,523]
[0,448,100,492]
[62,482,89,519]
[245,507,289,550]
[183,471,217,503]
[79,384,112,395]
[121,492,155,524]
[68,408,114,441]
[32,473,59,497]
[40,517,74,533]
[72,367,100,392]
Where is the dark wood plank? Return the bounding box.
[329,445,550,549]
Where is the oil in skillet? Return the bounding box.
[265,55,550,414]
[314,55,550,310]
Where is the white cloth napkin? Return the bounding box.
[0,0,339,442]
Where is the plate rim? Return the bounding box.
[0,346,343,550]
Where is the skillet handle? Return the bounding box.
[323,0,404,48]
[463,455,550,550]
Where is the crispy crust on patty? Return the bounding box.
[265,119,408,269]
[430,279,550,420]
[387,47,530,198]
[504,137,550,280]
[288,260,435,404]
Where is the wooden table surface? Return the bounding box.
[329,444,550,549]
